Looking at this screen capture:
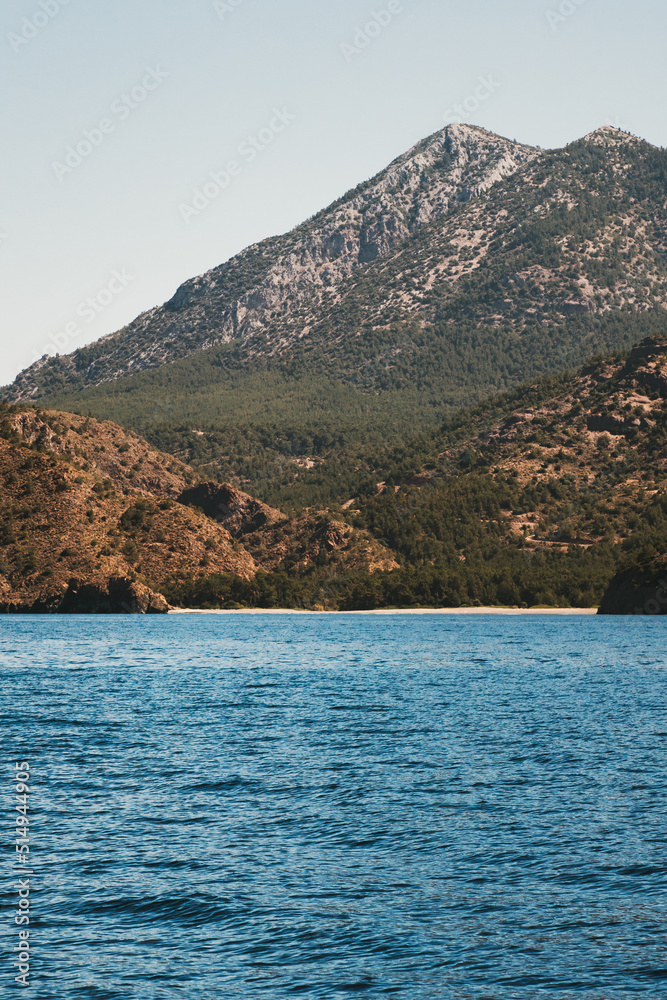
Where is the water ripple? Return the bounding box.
[1,613,666,999]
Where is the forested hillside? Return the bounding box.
[2,339,666,611]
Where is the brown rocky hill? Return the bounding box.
[426,337,667,551]
[4,341,665,612]
[0,405,396,612]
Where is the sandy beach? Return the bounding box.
[169,607,599,616]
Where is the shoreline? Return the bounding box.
[169,607,599,616]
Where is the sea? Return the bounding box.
[2,613,666,999]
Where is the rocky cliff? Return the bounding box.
[598,559,667,614]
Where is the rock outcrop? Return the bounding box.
[0,577,170,615]
[59,577,169,614]
[598,561,667,615]
[178,482,284,536]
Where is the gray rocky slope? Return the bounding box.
[8,123,665,407]
[9,125,538,399]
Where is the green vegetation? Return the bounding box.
[2,336,667,611]
[161,483,667,612]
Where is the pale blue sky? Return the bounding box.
[1,0,665,385]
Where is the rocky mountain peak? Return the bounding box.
[7,124,540,401]
[6,123,665,415]
[581,124,648,146]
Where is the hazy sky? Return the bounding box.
[1,0,665,385]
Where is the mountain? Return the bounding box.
[5,124,667,508]
[0,403,396,612]
[10,124,536,396]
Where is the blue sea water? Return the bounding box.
[1,613,667,999]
